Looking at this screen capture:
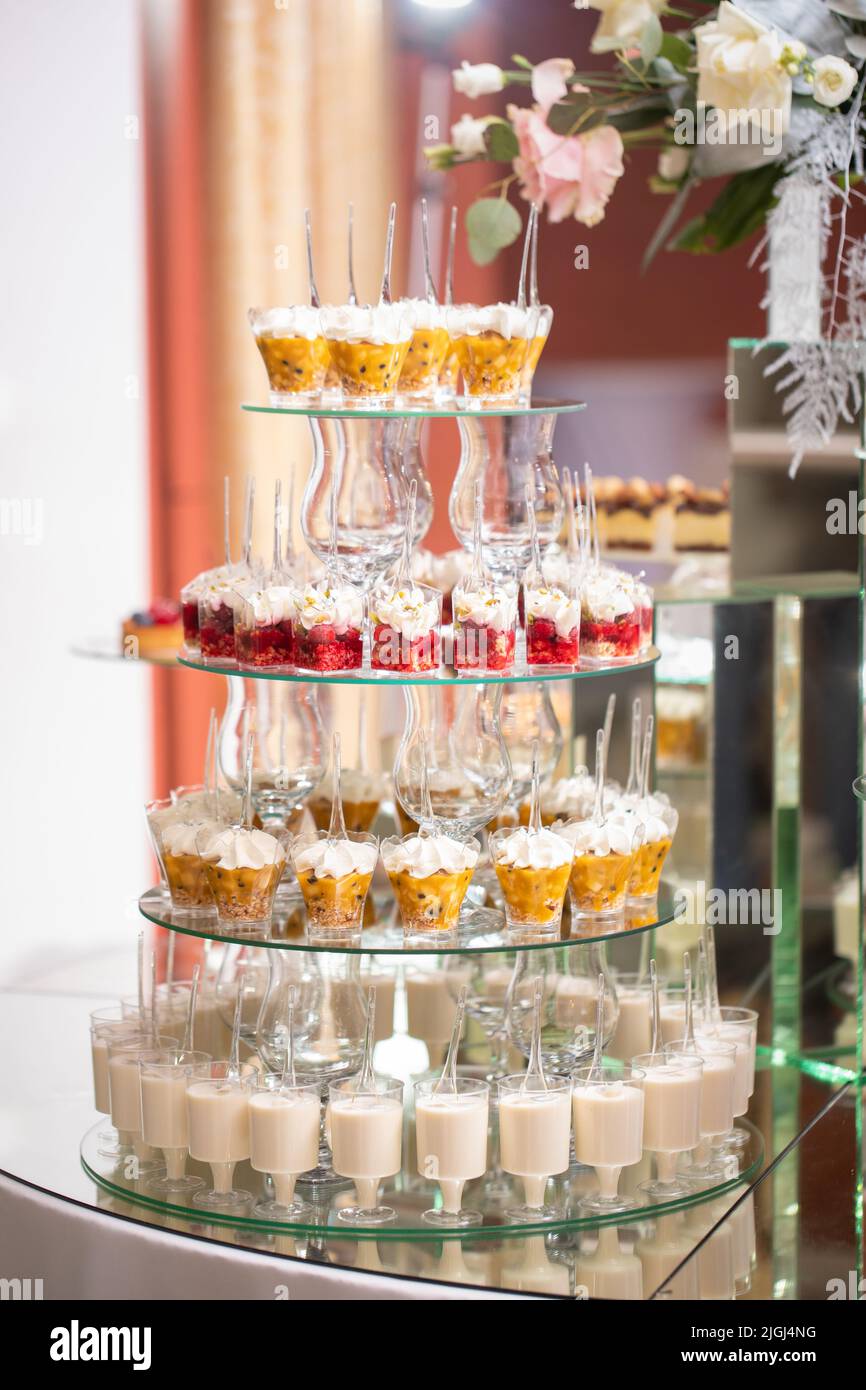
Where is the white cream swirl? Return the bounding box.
[293,837,378,879]
[493,826,572,870]
[581,568,635,623]
[249,304,323,342]
[382,834,478,877]
[201,581,244,615]
[371,585,439,641]
[525,584,581,640]
[293,581,363,633]
[447,302,535,340]
[244,583,296,626]
[204,826,285,870]
[401,298,447,332]
[320,302,411,345]
[161,818,222,858]
[453,583,516,632]
[560,817,635,858]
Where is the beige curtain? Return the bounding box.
[203,0,398,764]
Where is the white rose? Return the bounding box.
[451,114,489,159]
[658,146,690,181]
[586,0,666,54]
[452,62,505,99]
[812,55,858,108]
[695,2,792,137]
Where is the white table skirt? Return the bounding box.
[0,1175,528,1301]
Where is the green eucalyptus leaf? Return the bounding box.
[659,33,693,71]
[640,14,664,64]
[466,198,523,267]
[485,119,520,162]
[671,163,783,254]
[546,94,596,135]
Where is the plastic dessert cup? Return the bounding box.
[572,1061,645,1214]
[291,580,364,674]
[106,1033,179,1170]
[290,830,379,938]
[369,583,442,674]
[397,301,450,399]
[234,583,296,670]
[580,570,641,667]
[563,816,641,921]
[498,1074,572,1221]
[198,583,240,667]
[446,303,537,404]
[524,583,580,670]
[628,805,678,904]
[489,824,573,938]
[381,833,479,941]
[248,1072,321,1220]
[146,800,217,915]
[519,304,553,397]
[180,575,207,654]
[320,303,411,404]
[414,1077,490,1227]
[187,1061,254,1211]
[249,305,330,403]
[140,1050,212,1195]
[198,825,286,931]
[452,582,517,673]
[438,339,461,397]
[329,1076,404,1225]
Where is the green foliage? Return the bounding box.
[671,163,783,254]
[466,198,523,266]
[485,119,520,163]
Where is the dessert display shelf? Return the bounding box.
[176,647,661,689]
[137,882,678,956]
[241,396,586,421]
[80,1115,762,1243]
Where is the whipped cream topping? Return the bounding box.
[371,585,439,641]
[631,806,671,845]
[453,583,517,632]
[293,836,378,879]
[244,583,296,626]
[293,580,363,633]
[320,303,411,345]
[249,305,323,342]
[581,568,635,623]
[382,833,478,877]
[525,584,581,639]
[401,297,447,332]
[204,826,285,871]
[162,818,222,858]
[493,825,572,871]
[561,817,636,858]
[200,581,244,615]
[411,548,470,591]
[447,302,535,340]
[540,773,593,816]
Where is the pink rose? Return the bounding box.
[508,105,625,228]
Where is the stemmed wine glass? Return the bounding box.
[219,677,325,826]
[393,683,512,842]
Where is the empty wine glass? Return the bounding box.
[449,412,563,586]
[445,952,515,1080]
[394,684,512,840]
[497,682,563,809]
[219,677,325,825]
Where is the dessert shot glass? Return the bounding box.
[197,824,286,933]
[290,829,379,939]
[328,1075,404,1225]
[632,1051,703,1200]
[248,1072,321,1220]
[414,1076,490,1227]
[498,1075,572,1222]
[186,1060,253,1211]
[140,1049,212,1194]
[572,1060,645,1214]
[381,832,479,942]
[248,304,330,404]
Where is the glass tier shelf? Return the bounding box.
[71,637,181,668]
[138,883,677,955]
[242,396,585,421]
[177,647,660,689]
[81,1116,762,1243]
[852,777,866,801]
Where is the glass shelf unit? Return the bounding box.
[241,396,586,421]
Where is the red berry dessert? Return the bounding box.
[198,583,240,665]
[580,568,640,665]
[291,580,364,673]
[523,585,580,668]
[452,583,517,673]
[234,584,296,669]
[369,584,442,673]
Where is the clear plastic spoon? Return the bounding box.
[683,953,696,1050]
[587,973,606,1081]
[527,738,543,835]
[625,698,642,799]
[327,731,348,841]
[182,963,201,1053]
[524,483,543,585]
[602,692,616,787]
[639,713,655,804]
[417,728,435,835]
[242,474,256,573]
[649,958,661,1058]
[379,202,397,305]
[516,203,537,311]
[521,977,548,1093]
[150,950,159,1046]
[166,932,176,1001]
[421,197,438,304]
[304,208,321,308]
[583,462,600,571]
[228,966,245,1081]
[347,202,358,306]
[444,205,457,306]
[529,202,540,308]
[136,930,145,1026]
[704,925,723,1028]
[280,985,297,1087]
[356,987,378,1096]
[434,985,467,1095]
[591,727,606,829]
[241,731,255,831]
